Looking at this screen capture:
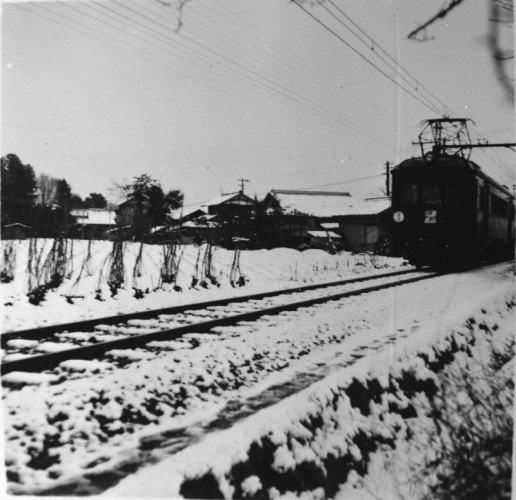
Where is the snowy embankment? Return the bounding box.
[105,276,514,500]
[1,239,404,332]
[1,240,513,498]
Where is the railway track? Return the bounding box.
[1,268,440,378]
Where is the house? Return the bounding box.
[2,223,31,239]
[166,192,256,245]
[149,217,219,245]
[71,208,117,240]
[169,206,208,222]
[327,197,391,253]
[260,190,352,247]
[202,191,255,216]
[115,198,153,238]
[261,190,391,252]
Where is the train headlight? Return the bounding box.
[393,211,405,223]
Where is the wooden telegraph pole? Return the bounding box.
[385,161,390,197]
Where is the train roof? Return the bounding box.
[393,155,514,199]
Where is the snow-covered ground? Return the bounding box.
[1,239,404,332]
[0,239,513,498]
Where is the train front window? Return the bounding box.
[421,184,439,204]
[401,184,418,204]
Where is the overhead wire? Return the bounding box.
[293,0,513,181]
[111,0,406,154]
[27,0,373,139]
[182,0,401,150]
[165,1,370,126]
[291,0,443,116]
[16,2,360,194]
[192,0,386,118]
[127,0,405,160]
[299,173,384,191]
[108,0,389,142]
[14,1,510,196]
[13,0,420,197]
[18,0,414,153]
[324,0,458,117]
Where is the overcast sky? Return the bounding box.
[2,0,514,207]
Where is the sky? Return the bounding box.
[1,0,514,208]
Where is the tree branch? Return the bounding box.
[407,0,466,41]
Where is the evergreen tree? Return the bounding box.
[0,154,37,227]
[165,189,184,211]
[55,179,72,211]
[120,174,183,238]
[52,179,77,236]
[70,193,84,210]
[84,192,108,209]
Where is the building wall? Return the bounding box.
[337,219,383,253]
[3,226,30,239]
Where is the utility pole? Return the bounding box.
[222,179,251,196]
[238,178,249,194]
[385,161,390,197]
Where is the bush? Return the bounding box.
[409,341,513,500]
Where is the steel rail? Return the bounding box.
[1,271,441,376]
[1,268,418,346]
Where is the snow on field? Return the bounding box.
[0,239,405,332]
[0,239,513,498]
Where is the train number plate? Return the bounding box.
[424,210,437,224]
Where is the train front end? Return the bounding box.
[391,156,477,268]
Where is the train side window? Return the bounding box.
[478,186,485,210]
[401,184,418,204]
[421,184,439,204]
[491,194,508,217]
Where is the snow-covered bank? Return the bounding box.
[2,260,512,496]
[1,239,406,332]
[105,278,514,499]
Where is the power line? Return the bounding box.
[17,0,409,153]
[191,0,382,117]
[292,0,443,116]
[110,0,402,148]
[299,173,383,191]
[110,0,378,135]
[324,0,457,117]
[31,1,372,137]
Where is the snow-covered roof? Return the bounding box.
[307,231,341,239]
[182,220,218,228]
[169,206,208,220]
[268,190,390,217]
[170,192,254,220]
[203,192,254,207]
[72,209,116,225]
[4,223,31,229]
[320,222,339,229]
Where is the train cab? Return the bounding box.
[391,155,513,267]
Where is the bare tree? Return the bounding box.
[37,173,59,207]
[408,0,514,102]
